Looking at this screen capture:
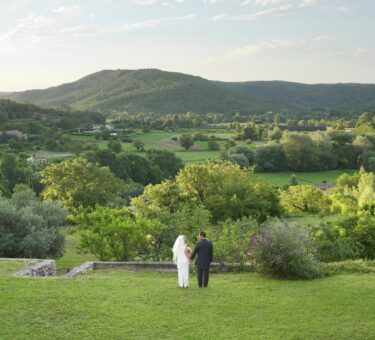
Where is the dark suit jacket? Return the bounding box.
[191,239,213,270]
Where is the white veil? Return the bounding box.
[172,235,185,265]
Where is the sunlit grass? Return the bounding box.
[1,260,374,339]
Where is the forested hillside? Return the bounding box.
[7,69,276,114]
[217,80,375,112]
[0,99,104,129]
[5,69,375,115]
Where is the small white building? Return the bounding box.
[27,155,47,166]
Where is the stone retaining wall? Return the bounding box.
[93,261,178,272]
[65,262,94,279]
[14,260,56,277]
[64,261,236,279]
[93,261,231,272]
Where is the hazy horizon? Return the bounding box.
[1,0,374,91]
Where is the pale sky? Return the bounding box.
[0,0,374,91]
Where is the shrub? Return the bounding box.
[121,136,133,143]
[179,134,194,150]
[207,140,220,151]
[193,132,208,141]
[229,153,249,169]
[70,205,164,261]
[224,139,236,149]
[0,185,66,259]
[211,217,259,265]
[249,221,322,279]
[228,146,255,165]
[312,224,358,262]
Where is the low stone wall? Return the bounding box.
[0,258,40,262]
[93,261,177,272]
[65,261,236,279]
[65,262,94,279]
[14,260,56,277]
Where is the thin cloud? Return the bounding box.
[213,0,316,21]
[131,0,185,5]
[52,5,82,17]
[241,0,283,6]
[0,13,54,53]
[320,4,353,13]
[231,35,331,57]
[58,14,197,37]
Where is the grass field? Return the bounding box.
[1,260,374,339]
[286,214,338,227]
[254,169,357,186]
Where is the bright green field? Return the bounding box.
[175,150,221,163]
[0,260,374,339]
[254,169,357,187]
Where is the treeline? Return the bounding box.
[223,118,375,172]
[113,112,224,130]
[0,98,105,134]
[83,148,183,186]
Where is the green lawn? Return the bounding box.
[0,260,374,339]
[254,169,357,187]
[55,228,96,273]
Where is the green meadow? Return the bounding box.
[1,260,374,339]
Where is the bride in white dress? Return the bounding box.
[172,235,192,288]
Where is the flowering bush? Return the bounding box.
[249,221,322,279]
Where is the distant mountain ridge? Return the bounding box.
[5,69,375,114]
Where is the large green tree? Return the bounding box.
[146,149,183,180]
[41,157,125,209]
[179,134,194,150]
[134,161,281,224]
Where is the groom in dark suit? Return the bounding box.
[191,231,213,288]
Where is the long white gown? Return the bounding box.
[172,235,190,288]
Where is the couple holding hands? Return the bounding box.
[172,231,213,289]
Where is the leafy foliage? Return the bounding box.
[210,217,259,265]
[70,205,163,261]
[316,169,375,259]
[41,157,125,209]
[132,180,211,259]
[280,185,330,214]
[250,221,322,279]
[145,149,183,180]
[177,161,281,222]
[133,161,280,224]
[0,185,66,258]
[179,133,194,150]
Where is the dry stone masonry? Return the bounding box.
[14,260,56,277]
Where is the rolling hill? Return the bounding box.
[5,69,375,115]
[217,80,375,112]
